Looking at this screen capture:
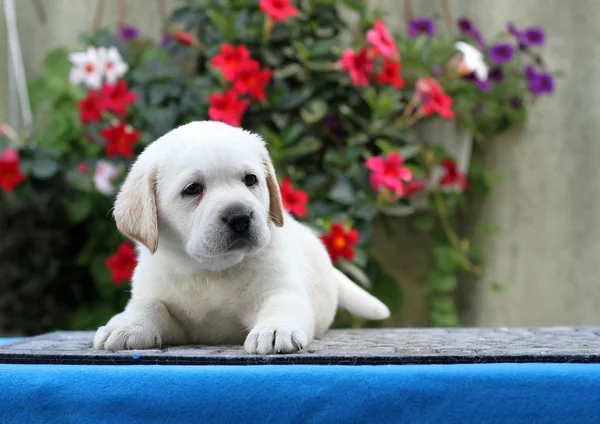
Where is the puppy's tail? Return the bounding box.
[335,268,390,320]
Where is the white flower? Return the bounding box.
[99,46,128,84]
[68,47,105,89]
[455,41,488,81]
[93,160,120,195]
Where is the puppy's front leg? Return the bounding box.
[94,297,186,351]
[244,290,314,354]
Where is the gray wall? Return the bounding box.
[1,0,598,326]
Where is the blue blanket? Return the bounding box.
[1,361,599,424]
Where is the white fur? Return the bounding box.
[94,121,390,354]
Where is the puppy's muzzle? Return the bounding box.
[221,205,254,235]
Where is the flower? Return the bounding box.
[211,44,252,81]
[120,24,140,41]
[100,121,140,158]
[78,89,106,124]
[375,60,405,89]
[408,17,436,38]
[174,31,196,46]
[161,35,174,47]
[488,67,504,82]
[77,163,89,174]
[489,43,514,65]
[365,152,412,195]
[320,223,359,264]
[280,178,309,217]
[415,77,455,119]
[510,96,523,109]
[454,41,488,81]
[457,18,485,48]
[340,48,373,87]
[106,242,137,285]
[439,159,468,190]
[208,89,249,127]
[366,20,399,59]
[404,180,427,197]
[233,59,272,101]
[68,47,104,89]
[99,47,128,84]
[507,22,528,50]
[259,0,298,22]
[523,27,545,46]
[527,69,554,95]
[93,160,120,195]
[101,79,137,117]
[0,148,25,192]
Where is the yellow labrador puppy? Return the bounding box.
[94,121,390,354]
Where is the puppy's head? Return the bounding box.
[113,121,284,271]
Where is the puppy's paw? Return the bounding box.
[93,324,162,351]
[244,325,308,354]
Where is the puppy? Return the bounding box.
[93,121,390,354]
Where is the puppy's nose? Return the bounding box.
[221,207,252,234]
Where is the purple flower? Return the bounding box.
[408,18,436,38]
[507,22,521,38]
[120,24,140,41]
[476,79,491,92]
[161,35,174,48]
[488,67,504,82]
[528,71,554,95]
[489,43,514,65]
[457,17,485,48]
[525,65,536,79]
[510,96,522,109]
[523,27,545,46]
[323,116,342,132]
[433,65,443,76]
[457,18,473,35]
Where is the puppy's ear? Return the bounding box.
[263,154,285,227]
[113,161,159,253]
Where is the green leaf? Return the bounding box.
[300,99,328,124]
[277,87,314,110]
[491,281,504,293]
[337,259,371,288]
[65,197,93,224]
[380,205,415,217]
[411,215,435,232]
[328,177,357,204]
[433,245,465,272]
[31,156,59,179]
[282,123,304,146]
[428,271,457,293]
[279,136,322,159]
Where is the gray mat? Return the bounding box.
[1,327,599,365]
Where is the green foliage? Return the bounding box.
[0,0,552,331]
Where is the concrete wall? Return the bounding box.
[2,0,599,326]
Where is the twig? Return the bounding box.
[118,0,127,27]
[403,0,413,35]
[440,0,454,36]
[92,0,107,34]
[157,0,168,35]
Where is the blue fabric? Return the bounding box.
[1,361,599,424]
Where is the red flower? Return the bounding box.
[211,44,251,81]
[259,0,298,22]
[376,60,405,89]
[0,148,26,192]
[280,178,309,217]
[100,121,140,158]
[439,159,468,190]
[208,89,249,127]
[233,59,272,101]
[365,152,412,195]
[366,20,399,59]
[101,79,137,117]
[106,242,137,285]
[78,89,106,124]
[341,48,373,87]
[173,31,195,46]
[415,77,455,119]
[77,163,89,174]
[404,180,427,197]
[320,223,359,264]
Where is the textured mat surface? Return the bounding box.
[0,327,599,365]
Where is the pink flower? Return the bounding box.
[366,20,399,59]
[340,48,373,87]
[439,159,468,190]
[365,152,412,195]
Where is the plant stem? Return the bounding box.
[440,0,454,36]
[403,0,413,35]
[92,0,107,34]
[118,0,127,27]
[157,0,168,35]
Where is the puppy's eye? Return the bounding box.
[244,174,258,187]
[182,183,203,196]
